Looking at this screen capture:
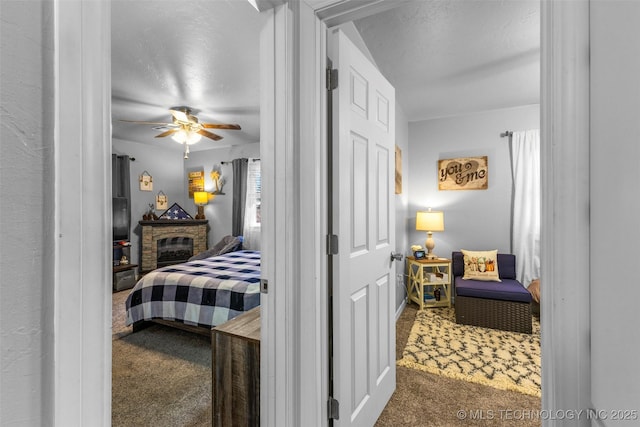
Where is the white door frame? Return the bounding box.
[53,0,591,425]
[54,1,112,424]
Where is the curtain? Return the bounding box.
[112,154,131,240]
[111,154,131,199]
[232,158,248,237]
[243,159,261,250]
[510,130,540,287]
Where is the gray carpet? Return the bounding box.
[112,290,211,427]
[113,292,540,426]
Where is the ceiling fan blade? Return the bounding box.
[201,123,241,130]
[197,129,223,141]
[120,119,174,126]
[169,109,191,123]
[155,129,178,138]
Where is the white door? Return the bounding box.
[329,28,396,426]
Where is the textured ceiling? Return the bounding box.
[110,0,540,151]
[353,0,540,121]
[111,0,263,151]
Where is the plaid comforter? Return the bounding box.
[126,250,260,328]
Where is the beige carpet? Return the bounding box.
[398,307,541,397]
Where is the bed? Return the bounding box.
[125,249,261,335]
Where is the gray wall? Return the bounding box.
[0,1,55,424]
[407,105,540,260]
[112,139,260,264]
[394,103,409,313]
[590,0,640,414]
[183,142,260,247]
[113,139,188,266]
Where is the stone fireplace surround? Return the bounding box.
[139,219,208,273]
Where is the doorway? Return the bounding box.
[54,0,591,424]
[109,0,264,424]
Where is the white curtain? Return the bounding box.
[510,129,540,287]
[243,159,261,250]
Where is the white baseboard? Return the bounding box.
[395,298,407,322]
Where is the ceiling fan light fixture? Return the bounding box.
[171,128,201,145]
[122,107,238,148]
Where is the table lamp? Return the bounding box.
[416,209,445,259]
[194,191,210,219]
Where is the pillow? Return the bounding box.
[461,249,501,282]
[527,279,540,303]
[188,235,242,261]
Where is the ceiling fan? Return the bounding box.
[120,107,241,158]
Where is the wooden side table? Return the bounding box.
[212,307,260,427]
[406,256,452,309]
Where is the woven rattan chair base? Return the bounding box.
[455,295,533,334]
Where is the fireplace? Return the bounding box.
[157,237,194,267]
[139,219,208,273]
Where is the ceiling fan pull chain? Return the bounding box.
[184,142,190,159]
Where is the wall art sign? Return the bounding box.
[438,156,488,190]
[155,191,168,210]
[395,145,402,194]
[139,170,153,191]
[188,170,205,198]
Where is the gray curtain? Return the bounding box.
[112,154,131,199]
[232,158,249,237]
[112,154,131,238]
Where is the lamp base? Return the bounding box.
[195,205,205,220]
[425,232,438,259]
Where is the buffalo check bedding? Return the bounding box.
[126,250,260,328]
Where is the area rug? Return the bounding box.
[398,307,540,397]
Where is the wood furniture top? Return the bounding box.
[212,306,261,343]
[139,219,208,226]
[112,263,138,273]
[406,256,450,264]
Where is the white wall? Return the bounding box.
[407,105,539,261]
[183,143,260,247]
[112,139,187,266]
[0,1,54,424]
[590,1,640,417]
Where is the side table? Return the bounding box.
[113,263,138,291]
[406,256,452,309]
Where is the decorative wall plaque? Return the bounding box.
[188,170,205,198]
[139,170,153,191]
[438,156,488,190]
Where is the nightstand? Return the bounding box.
[406,256,452,309]
[113,263,138,291]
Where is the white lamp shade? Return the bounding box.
[416,210,444,232]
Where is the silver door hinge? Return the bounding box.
[328,397,340,420]
[326,234,339,255]
[260,279,268,294]
[326,68,338,91]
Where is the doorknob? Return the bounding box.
[390,252,403,262]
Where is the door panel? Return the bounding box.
[351,133,369,253]
[329,28,396,427]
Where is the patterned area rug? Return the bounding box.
[398,308,540,397]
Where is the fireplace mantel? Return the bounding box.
[139,219,208,273]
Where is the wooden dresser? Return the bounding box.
[211,307,260,426]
